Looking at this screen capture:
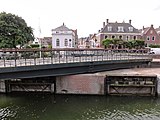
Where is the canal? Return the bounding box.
[0,94,160,120]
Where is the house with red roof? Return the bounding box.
[141,25,160,46]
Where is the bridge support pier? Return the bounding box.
[0,80,6,93]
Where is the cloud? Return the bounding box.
[154,5,160,11]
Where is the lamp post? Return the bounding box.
[38,17,42,58]
[39,38,42,58]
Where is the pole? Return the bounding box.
[38,17,42,58]
[40,38,42,58]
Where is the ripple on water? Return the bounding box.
[80,108,160,120]
[0,107,17,120]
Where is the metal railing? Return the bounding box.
[0,48,152,68]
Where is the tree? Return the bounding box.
[102,39,124,49]
[0,12,34,48]
[102,39,113,48]
[135,40,145,48]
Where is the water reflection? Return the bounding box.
[0,94,160,120]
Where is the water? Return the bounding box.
[0,93,160,120]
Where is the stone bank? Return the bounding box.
[56,68,160,96]
[1,68,160,96]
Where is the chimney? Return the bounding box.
[151,24,153,28]
[143,26,145,30]
[129,19,132,24]
[103,22,105,28]
[106,19,109,24]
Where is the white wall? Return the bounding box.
[52,34,75,48]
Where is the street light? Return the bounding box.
[39,38,42,58]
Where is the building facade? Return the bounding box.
[41,37,52,48]
[51,23,78,48]
[141,25,160,46]
[97,19,142,47]
[33,37,52,48]
[156,27,160,36]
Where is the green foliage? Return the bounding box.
[149,44,160,48]
[30,44,39,48]
[134,39,145,48]
[0,12,34,48]
[25,45,31,48]
[125,40,134,49]
[102,39,113,48]
[48,44,52,49]
[102,38,145,49]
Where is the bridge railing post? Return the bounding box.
[23,51,25,66]
[79,50,82,62]
[33,51,36,65]
[3,56,6,67]
[50,50,53,64]
[14,50,17,67]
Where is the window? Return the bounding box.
[72,39,74,47]
[119,35,122,39]
[133,36,136,40]
[150,30,153,34]
[64,39,68,46]
[152,36,155,41]
[108,26,112,31]
[112,35,115,39]
[126,36,129,40]
[105,35,108,39]
[129,27,133,32]
[56,39,60,46]
[118,26,124,32]
[147,36,150,41]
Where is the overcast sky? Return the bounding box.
[0,0,160,38]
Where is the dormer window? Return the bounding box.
[108,26,112,31]
[129,27,133,32]
[118,26,124,32]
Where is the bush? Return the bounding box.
[149,44,160,48]
[30,44,40,48]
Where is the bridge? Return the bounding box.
[0,48,152,80]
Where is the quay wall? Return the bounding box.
[56,67,160,96]
[56,75,104,95]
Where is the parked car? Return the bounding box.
[150,48,160,54]
[148,51,155,54]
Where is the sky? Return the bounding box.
[0,0,160,38]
